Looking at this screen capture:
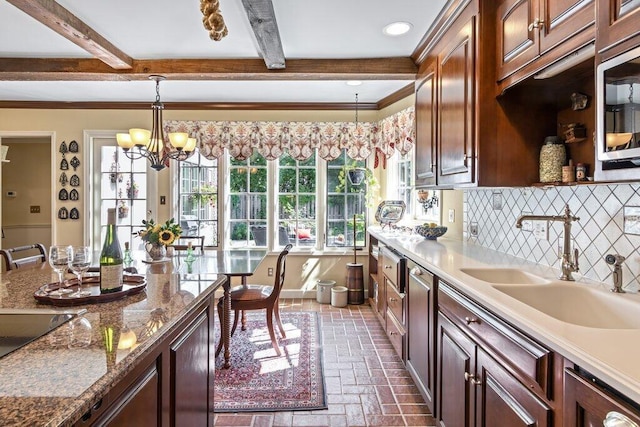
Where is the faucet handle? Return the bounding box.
[573,248,579,270]
[605,254,626,266]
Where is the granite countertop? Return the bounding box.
[0,260,225,427]
[370,227,640,404]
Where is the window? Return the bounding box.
[277,153,317,247]
[326,151,367,248]
[228,152,267,247]
[396,151,413,214]
[178,153,219,247]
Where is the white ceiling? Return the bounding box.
[0,0,448,104]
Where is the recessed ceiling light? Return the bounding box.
[383,21,412,36]
[346,80,362,86]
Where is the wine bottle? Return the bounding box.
[100,208,123,293]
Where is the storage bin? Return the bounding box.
[316,280,336,304]
[331,286,348,308]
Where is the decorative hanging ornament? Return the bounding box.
[70,156,80,170]
[69,189,79,201]
[59,172,68,187]
[70,208,79,220]
[70,174,80,187]
[68,140,79,152]
[59,141,68,154]
[60,158,69,170]
[58,207,68,219]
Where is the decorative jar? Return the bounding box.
[539,136,565,183]
[146,243,166,261]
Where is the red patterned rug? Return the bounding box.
[213,311,326,412]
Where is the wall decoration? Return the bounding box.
[70,208,79,220]
[110,154,122,184]
[70,156,80,170]
[118,200,129,218]
[164,106,415,163]
[59,172,68,187]
[60,158,68,170]
[69,189,79,201]
[126,180,138,198]
[58,207,68,220]
[70,174,80,187]
[69,140,79,152]
[59,141,68,154]
[58,188,68,201]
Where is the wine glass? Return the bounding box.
[48,245,71,295]
[68,246,92,297]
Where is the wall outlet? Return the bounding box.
[520,211,533,232]
[267,267,274,276]
[533,221,549,241]
[30,205,40,213]
[469,222,479,237]
[448,209,455,223]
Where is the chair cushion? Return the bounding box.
[229,284,273,301]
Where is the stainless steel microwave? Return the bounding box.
[596,45,640,166]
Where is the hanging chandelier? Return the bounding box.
[116,75,196,171]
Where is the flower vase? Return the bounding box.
[146,243,166,261]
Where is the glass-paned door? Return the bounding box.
[228,152,267,247]
[178,153,218,247]
[92,138,153,255]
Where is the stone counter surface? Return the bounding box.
[0,263,225,427]
[370,227,640,405]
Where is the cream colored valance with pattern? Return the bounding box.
[164,107,414,162]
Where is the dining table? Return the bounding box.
[169,249,267,368]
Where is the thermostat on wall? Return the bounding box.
[6,191,16,198]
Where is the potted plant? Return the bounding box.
[126,180,139,199]
[118,200,129,218]
[334,162,379,207]
[189,182,217,207]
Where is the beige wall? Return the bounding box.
[1,138,52,249]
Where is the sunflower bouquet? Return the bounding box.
[137,218,182,246]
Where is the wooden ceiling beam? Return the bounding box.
[241,0,286,70]
[6,0,133,70]
[0,58,417,81]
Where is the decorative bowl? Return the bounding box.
[606,132,632,148]
[415,225,448,240]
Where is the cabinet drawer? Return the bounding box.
[381,247,405,292]
[386,308,405,359]
[438,281,552,398]
[386,281,405,326]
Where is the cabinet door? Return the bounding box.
[596,0,640,52]
[539,0,595,54]
[92,362,160,427]
[415,60,437,187]
[437,313,475,427]
[476,348,552,427]
[437,14,476,186]
[171,310,211,427]
[407,266,435,412]
[497,0,539,80]
[564,368,640,426]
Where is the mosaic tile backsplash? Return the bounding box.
[464,184,640,291]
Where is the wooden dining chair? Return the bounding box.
[216,244,292,356]
[171,235,205,251]
[0,243,47,271]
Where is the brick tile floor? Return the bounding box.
[213,299,437,427]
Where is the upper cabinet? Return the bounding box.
[497,0,595,82]
[415,61,437,187]
[596,0,640,53]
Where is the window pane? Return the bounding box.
[229,153,268,247]
[326,150,367,247]
[178,152,219,247]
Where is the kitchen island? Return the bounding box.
[0,260,225,427]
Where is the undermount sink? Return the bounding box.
[460,268,550,285]
[493,283,640,329]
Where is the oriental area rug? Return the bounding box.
[213,311,327,412]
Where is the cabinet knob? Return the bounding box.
[527,18,545,31]
[410,266,422,275]
[384,265,392,269]
[604,412,639,427]
[464,372,482,386]
[465,316,479,325]
[389,331,398,336]
[389,297,397,302]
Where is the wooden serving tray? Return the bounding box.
[34,275,146,306]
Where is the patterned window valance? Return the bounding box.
[164,106,414,162]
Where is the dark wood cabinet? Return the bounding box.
[564,368,640,426]
[437,281,554,426]
[380,247,406,360]
[406,262,436,413]
[75,295,216,427]
[497,0,595,81]
[437,12,476,187]
[415,60,437,188]
[596,0,640,53]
